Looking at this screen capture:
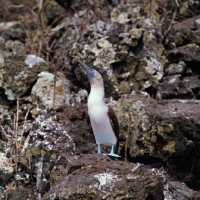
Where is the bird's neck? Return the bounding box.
[88,85,105,104]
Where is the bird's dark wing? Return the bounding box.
[107,106,119,153]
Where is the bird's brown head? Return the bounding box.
[78,59,104,87]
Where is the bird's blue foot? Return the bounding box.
[107,152,121,157]
[97,144,102,154]
[107,144,121,158]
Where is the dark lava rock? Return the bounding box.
[5,187,34,200]
[164,61,186,75]
[116,91,200,191]
[157,75,200,100]
[166,14,200,48]
[116,91,200,159]
[0,55,48,102]
[20,105,96,196]
[68,3,166,97]
[167,43,200,63]
[43,154,164,200]
[157,75,195,99]
[164,181,195,200]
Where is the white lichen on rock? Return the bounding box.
[31,72,71,108]
[145,57,163,81]
[94,172,121,192]
[0,54,5,87]
[131,163,141,172]
[0,152,14,182]
[127,174,140,180]
[25,55,45,68]
[35,114,75,151]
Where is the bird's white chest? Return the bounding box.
[88,90,107,123]
[88,101,117,145]
[88,103,107,124]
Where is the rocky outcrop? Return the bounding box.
[164,181,195,200]
[31,71,71,109]
[0,152,14,186]
[0,0,200,199]
[167,43,200,63]
[0,53,48,102]
[166,14,200,50]
[116,91,200,159]
[68,3,166,97]
[43,154,164,200]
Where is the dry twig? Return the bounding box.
[125,113,132,162]
[12,98,20,173]
[163,7,177,42]
[53,63,57,110]
[4,184,16,200]
[20,108,30,145]
[0,98,30,174]
[0,123,10,141]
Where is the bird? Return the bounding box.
[77,59,121,157]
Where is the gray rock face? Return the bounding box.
[165,61,186,75]
[0,105,10,122]
[116,92,175,158]
[116,92,200,159]
[164,181,195,200]
[167,43,200,62]
[157,75,200,99]
[0,152,14,186]
[0,186,4,199]
[157,75,193,99]
[43,154,164,200]
[25,55,45,68]
[69,3,166,96]
[31,71,71,109]
[0,54,48,102]
[20,110,76,195]
[5,187,33,200]
[166,14,200,47]
[0,0,200,199]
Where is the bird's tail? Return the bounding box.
[119,136,126,141]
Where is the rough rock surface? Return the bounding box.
[157,75,200,99]
[43,154,164,200]
[20,110,76,195]
[18,104,99,196]
[0,152,14,186]
[116,91,200,158]
[31,71,71,109]
[0,0,200,199]
[68,3,166,97]
[167,43,200,63]
[166,14,200,50]
[0,54,48,101]
[164,181,195,200]
[5,187,33,200]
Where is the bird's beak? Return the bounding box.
[77,59,95,79]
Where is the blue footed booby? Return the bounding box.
[77,59,120,158]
